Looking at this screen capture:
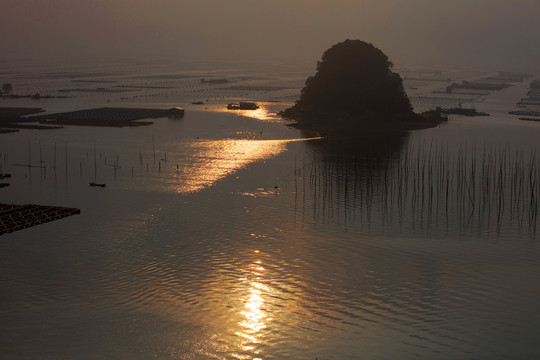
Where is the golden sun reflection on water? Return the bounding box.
[168,138,305,194]
[240,282,269,334]
[235,107,275,122]
[215,104,279,122]
[233,252,272,360]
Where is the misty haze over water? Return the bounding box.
[1,1,540,359]
[2,0,540,71]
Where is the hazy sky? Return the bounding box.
[2,0,540,71]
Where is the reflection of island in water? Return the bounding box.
[295,135,539,237]
[279,39,538,236]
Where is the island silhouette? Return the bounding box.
[280,39,445,135]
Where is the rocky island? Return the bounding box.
[280,40,445,135]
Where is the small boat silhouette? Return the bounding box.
[227,102,259,110]
[89,182,106,187]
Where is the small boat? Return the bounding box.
[0,183,10,188]
[227,102,259,110]
[0,174,11,179]
[89,182,106,187]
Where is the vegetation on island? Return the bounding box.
[280,39,444,135]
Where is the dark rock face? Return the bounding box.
[281,39,441,135]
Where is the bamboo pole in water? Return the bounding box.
[298,142,538,235]
[94,145,97,182]
[152,135,156,163]
[65,142,68,181]
[54,142,57,173]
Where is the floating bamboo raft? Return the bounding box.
[0,203,80,235]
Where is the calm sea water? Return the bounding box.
[0,59,539,359]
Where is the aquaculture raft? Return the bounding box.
[0,203,80,235]
[31,107,184,127]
